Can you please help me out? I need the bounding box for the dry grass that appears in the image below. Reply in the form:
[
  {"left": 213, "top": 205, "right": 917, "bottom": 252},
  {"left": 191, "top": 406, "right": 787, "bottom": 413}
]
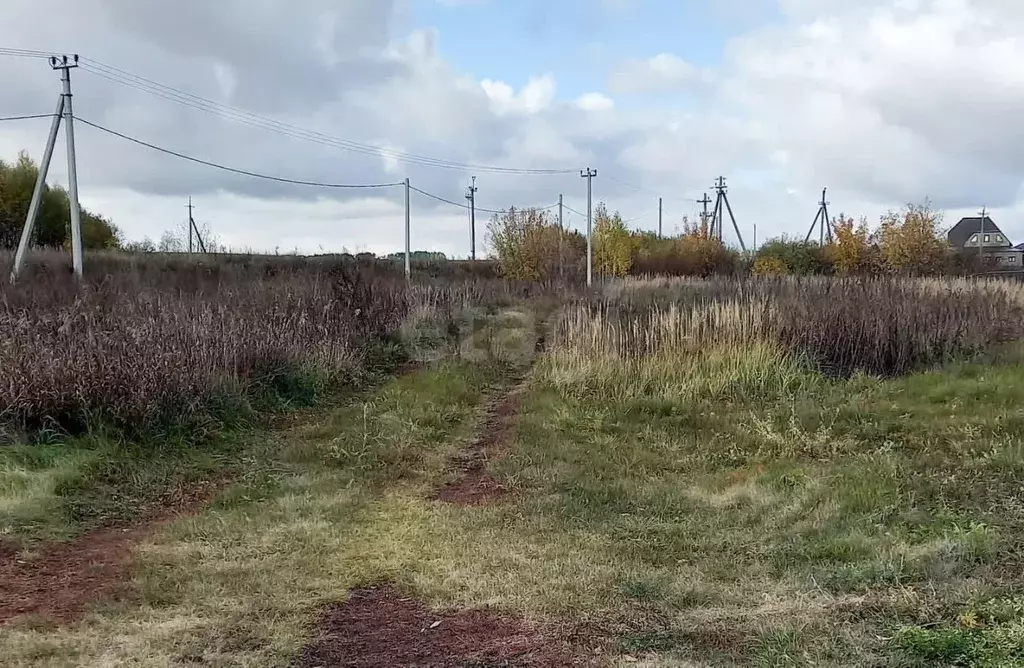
[
  {"left": 555, "top": 276, "right": 1024, "bottom": 378},
  {"left": 5, "top": 276, "right": 1024, "bottom": 666}
]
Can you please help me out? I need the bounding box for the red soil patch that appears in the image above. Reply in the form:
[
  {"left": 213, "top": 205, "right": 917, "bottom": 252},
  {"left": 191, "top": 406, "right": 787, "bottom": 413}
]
[
  {"left": 296, "top": 585, "right": 598, "bottom": 667},
  {"left": 0, "top": 478, "right": 223, "bottom": 626}
]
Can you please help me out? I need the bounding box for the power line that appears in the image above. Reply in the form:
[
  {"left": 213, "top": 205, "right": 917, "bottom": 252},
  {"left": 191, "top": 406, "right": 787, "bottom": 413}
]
[
  {"left": 0, "top": 47, "right": 53, "bottom": 59},
  {"left": 409, "top": 184, "right": 556, "bottom": 214},
  {"left": 621, "top": 210, "right": 655, "bottom": 224},
  {"left": 77, "top": 56, "right": 577, "bottom": 175},
  {"left": 77, "top": 117, "right": 405, "bottom": 189},
  {"left": 0, "top": 113, "right": 56, "bottom": 122}
]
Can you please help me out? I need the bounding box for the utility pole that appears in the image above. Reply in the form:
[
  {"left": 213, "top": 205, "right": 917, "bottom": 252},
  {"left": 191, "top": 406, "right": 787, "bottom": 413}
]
[
  {"left": 658, "top": 197, "right": 663, "bottom": 239},
  {"left": 558, "top": 193, "right": 564, "bottom": 282},
  {"left": 581, "top": 167, "right": 597, "bottom": 287},
  {"left": 711, "top": 176, "right": 747, "bottom": 252},
  {"left": 187, "top": 197, "right": 194, "bottom": 254},
  {"left": 753, "top": 223, "right": 757, "bottom": 252},
  {"left": 11, "top": 95, "right": 64, "bottom": 282},
  {"left": 979, "top": 205, "right": 987, "bottom": 269},
  {"left": 404, "top": 177, "right": 411, "bottom": 281},
  {"left": 698, "top": 193, "right": 712, "bottom": 233},
  {"left": 185, "top": 197, "right": 207, "bottom": 253},
  {"left": 805, "top": 187, "right": 832, "bottom": 245},
  {"left": 11, "top": 54, "right": 83, "bottom": 281},
  {"left": 465, "top": 175, "right": 477, "bottom": 260},
  {"left": 58, "top": 55, "right": 84, "bottom": 277}
]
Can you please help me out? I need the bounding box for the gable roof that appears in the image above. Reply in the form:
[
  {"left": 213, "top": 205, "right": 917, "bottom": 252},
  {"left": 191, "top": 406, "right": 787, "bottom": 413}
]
[{"left": 948, "top": 216, "right": 1010, "bottom": 248}]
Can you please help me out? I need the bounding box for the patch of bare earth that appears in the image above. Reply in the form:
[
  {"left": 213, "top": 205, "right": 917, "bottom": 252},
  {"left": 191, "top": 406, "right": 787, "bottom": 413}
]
[
  {"left": 435, "top": 329, "right": 546, "bottom": 507},
  {"left": 296, "top": 585, "right": 600, "bottom": 668},
  {"left": 0, "top": 478, "right": 223, "bottom": 625}
]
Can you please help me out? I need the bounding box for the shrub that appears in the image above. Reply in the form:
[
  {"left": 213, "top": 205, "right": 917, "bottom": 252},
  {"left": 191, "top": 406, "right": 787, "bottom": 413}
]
[
  {"left": 0, "top": 252, "right": 413, "bottom": 438},
  {"left": 550, "top": 276, "right": 1024, "bottom": 378}
]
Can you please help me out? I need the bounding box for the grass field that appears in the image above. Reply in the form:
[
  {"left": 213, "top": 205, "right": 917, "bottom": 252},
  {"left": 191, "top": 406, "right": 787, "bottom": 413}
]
[{"left": 3, "top": 272, "right": 1024, "bottom": 666}]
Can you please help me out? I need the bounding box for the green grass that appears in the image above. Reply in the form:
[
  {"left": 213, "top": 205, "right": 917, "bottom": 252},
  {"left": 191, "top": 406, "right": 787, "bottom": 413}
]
[
  {"left": 4, "top": 307, "right": 1024, "bottom": 666},
  {"left": 0, "top": 307, "right": 541, "bottom": 665},
  {"left": 490, "top": 343, "right": 1024, "bottom": 665}
]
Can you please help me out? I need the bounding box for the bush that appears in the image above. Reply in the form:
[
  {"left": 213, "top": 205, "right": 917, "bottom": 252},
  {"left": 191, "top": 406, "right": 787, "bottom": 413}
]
[
  {"left": 0, "top": 251, "right": 413, "bottom": 438},
  {"left": 551, "top": 276, "right": 1024, "bottom": 378}
]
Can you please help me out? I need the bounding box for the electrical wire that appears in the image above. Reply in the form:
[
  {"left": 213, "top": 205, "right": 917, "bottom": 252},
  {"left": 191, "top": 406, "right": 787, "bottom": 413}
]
[
  {"left": 621, "top": 210, "right": 655, "bottom": 224},
  {"left": 0, "top": 113, "right": 56, "bottom": 122},
  {"left": 409, "top": 185, "right": 556, "bottom": 214},
  {"left": 77, "top": 117, "right": 405, "bottom": 189},
  {"left": 0, "top": 47, "right": 54, "bottom": 59},
  {"left": 77, "top": 57, "right": 578, "bottom": 175}
]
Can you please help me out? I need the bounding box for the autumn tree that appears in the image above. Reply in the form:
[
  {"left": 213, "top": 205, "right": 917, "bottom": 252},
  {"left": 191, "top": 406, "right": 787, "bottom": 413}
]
[
  {"left": 593, "top": 202, "right": 634, "bottom": 277},
  {"left": 752, "top": 255, "right": 790, "bottom": 276},
  {"left": 824, "top": 214, "right": 875, "bottom": 274},
  {"left": 486, "top": 206, "right": 581, "bottom": 280},
  {"left": 875, "top": 202, "right": 950, "bottom": 274}
]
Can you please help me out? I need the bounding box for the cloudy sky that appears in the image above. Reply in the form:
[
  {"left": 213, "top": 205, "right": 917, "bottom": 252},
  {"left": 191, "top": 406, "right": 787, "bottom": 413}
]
[{"left": 1, "top": 0, "right": 1023, "bottom": 256}]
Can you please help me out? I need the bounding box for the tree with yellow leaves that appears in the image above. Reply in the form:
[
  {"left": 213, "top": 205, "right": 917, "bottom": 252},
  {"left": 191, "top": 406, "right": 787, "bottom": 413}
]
[
  {"left": 752, "top": 254, "right": 790, "bottom": 276},
  {"left": 486, "top": 207, "right": 582, "bottom": 280},
  {"left": 593, "top": 202, "right": 634, "bottom": 277},
  {"left": 824, "top": 214, "right": 874, "bottom": 274},
  {"left": 875, "top": 202, "right": 950, "bottom": 274}
]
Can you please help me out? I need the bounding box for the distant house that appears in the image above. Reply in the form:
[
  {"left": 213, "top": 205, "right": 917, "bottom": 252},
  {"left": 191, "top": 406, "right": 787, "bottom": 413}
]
[{"left": 947, "top": 215, "right": 1022, "bottom": 267}]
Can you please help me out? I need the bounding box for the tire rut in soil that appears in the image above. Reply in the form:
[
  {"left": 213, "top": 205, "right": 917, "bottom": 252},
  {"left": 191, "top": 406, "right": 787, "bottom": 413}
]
[{"left": 434, "top": 315, "right": 548, "bottom": 507}]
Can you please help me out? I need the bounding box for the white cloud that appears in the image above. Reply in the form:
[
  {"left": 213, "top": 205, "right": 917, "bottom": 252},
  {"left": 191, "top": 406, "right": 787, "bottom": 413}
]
[
  {"left": 575, "top": 92, "right": 614, "bottom": 112},
  {"left": 480, "top": 75, "right": 557, "bottom": 115},
  {"left": 4, "top": 0, "right": 1024, "bottom": 257},
  {"left": 608, "top": 53, "right": 700, "bottom": 94}
]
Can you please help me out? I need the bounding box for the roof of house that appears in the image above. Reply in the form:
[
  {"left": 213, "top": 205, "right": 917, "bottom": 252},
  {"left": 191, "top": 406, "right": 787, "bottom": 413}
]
[{"left": 948, "top": 216, "right": 1011, "bottom": 248}]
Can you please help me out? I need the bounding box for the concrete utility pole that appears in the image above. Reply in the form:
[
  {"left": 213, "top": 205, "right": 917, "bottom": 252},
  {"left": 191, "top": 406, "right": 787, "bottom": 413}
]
[
  {"left": 581, "top": 167, "right": 597, "bottom": 287},
  {"left": 11, "top": 54, "right": 83, "bottom": 282},
  {"left": 11, "top": 95, "right": 64, "bottom": 282},
  {"left": 658, "top": 197, "right": 663, "bottom": 239},
  {"left": 698, "top": 193, "right": 712, "bottom": 232},
  {"left": 404, "top": 177, "right": 411, "bottom": 280},
  {"left": 465, "top": 175, "right": 477, "bottom": 261},
  {"left": 805, "top": 187, "right": 832, "bottom": 245},
  {"left": 558, "top": 193, "right": 564, "bottom": 281},
  {"left": 186, "top": 197, "right": 207, "bottom": 253},
  {"left": 711, "top": 176, "right": 747, "bottom": 252},
  {"left": 187, "top": 197, "right": 195, "bottom": 254},
  {"left": 58, "top": 55, "right": 83, "bottom": 277}
]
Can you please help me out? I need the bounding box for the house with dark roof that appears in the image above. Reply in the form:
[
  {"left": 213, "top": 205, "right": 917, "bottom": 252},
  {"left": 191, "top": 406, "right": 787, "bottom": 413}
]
[{"left": 947, "top": 215, "right": 1022, "bottom": 267}]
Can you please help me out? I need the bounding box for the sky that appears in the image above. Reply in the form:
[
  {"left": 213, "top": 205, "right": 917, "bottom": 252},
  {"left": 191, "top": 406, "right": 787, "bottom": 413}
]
[{"left": 2, "top": 0, "right": 1024, "bottom": 257}]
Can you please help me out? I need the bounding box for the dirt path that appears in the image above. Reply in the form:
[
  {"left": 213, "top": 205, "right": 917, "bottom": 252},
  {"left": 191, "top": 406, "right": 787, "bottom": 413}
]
[
  {"left": 434, "top": 320, "right": 546, "bottom": 506},
  {"left": 0, "top": 477, "right": 223, "bottom": 625},
  {"left": 296, "top": 585, "right": 598, "bottom": 667}
]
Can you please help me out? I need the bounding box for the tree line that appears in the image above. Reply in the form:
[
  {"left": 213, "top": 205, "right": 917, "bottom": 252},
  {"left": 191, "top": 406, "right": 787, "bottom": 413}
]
[
  {"left": 0, "top": 152, "right": 120, "bottom": 252},
  {"left": 486, "top": 200, "right": 989, "bottom": 280}
]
